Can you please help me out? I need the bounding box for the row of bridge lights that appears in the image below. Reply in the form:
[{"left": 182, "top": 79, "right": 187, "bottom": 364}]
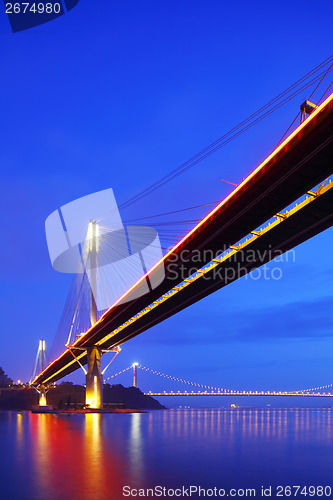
[
  {"left": 148, "top": 390, "right": 332, "bottom": 396},
  {"left": 138, "top": 366, "right": 325, "bottom": 395},
  {"left": 100, "top": 363, "right": 333, "bottom": 397},
  {"left": 139, "top": 365, "right": 222, "bottom": 391},
  {"left": 105, "top": 365, "right": 332, "bottom": 396}
]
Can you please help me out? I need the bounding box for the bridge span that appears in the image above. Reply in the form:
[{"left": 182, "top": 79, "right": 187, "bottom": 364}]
[
  {"left": 146, "top": 391, "right": 333, "bottom": 398},
  {"left": 104, "top": 364, "right": 333, "bottom": 400},
  {"left": 31, "top": 91, "right": 333, "bottom": 408}
]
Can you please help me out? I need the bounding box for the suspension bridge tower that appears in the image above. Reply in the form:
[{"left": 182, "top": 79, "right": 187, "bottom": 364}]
[
  {"left": 38, "top": 339, "right": 47, "bottom": 406},
  {"left": 30, "top": 339, "right": 49, "bottom": 408},
  {"left": 85, "top": 220, "right": 104, "bottom": 409},
  {"left": 132, "top": 362, "right": 138, "bottom": 387}
]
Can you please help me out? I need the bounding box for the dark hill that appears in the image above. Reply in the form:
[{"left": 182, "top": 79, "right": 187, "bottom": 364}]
[
  {"left": 104, "top": 384, "right": 166, "bottom": 409},
  {"left": 0, "top": 382, "right": 166, "bottom": 410},
  {"left": 0, "top": 387, "right": 36, "bottom": 410},
  {"left": 0, "top": 367, "right": 13, "bottom": 387}
]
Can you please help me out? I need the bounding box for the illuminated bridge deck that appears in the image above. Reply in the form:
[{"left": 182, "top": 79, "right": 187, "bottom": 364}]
[{"left": 146, "top": 391, "right": 333, "bottom": 398}]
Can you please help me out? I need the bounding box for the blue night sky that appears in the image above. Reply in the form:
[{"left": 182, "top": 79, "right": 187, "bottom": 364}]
[{"left": 1, "top": 0, "right": 333, "bottom": 400}]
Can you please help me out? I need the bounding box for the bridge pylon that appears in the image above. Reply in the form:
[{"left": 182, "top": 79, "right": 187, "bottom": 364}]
[
  {"left": 39, "top": 384, "right": 47, "bottom": 406},
  {"left": 132, "top": 362, "right": 138, "bottom": 387},
  {"left": 85, "top": 346, "right": 103, "bottom": 408},
  {"left": 37, "top": 339, "right": 50, "bottom": 407},
  {"left": 85, "top": 221, "right": 103, "bottom": 409},
  {"left": 30, "top": 339, "right": 51, "bottom": 408},
  {"left": 64, "top": 221, "right": 120, "bottom": 409}
]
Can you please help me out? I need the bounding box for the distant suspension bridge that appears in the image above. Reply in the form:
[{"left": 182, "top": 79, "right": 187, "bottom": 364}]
[{"left": 104, "top": 364, "right": 333, "bottom": 398}]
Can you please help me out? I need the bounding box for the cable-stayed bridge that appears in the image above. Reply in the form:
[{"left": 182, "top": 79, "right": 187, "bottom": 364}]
[{"left": 31, "top": 88, "right": 333, "bottom": 409}]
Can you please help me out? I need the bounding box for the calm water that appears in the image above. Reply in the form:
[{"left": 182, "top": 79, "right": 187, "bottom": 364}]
[{"left": 1, "top": 409, "right": 333, "bottom": 499}]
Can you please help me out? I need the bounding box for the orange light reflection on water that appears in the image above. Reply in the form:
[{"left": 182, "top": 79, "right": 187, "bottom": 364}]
[{"left": 28, "top": 413, "right": 127, "bottom": 500}]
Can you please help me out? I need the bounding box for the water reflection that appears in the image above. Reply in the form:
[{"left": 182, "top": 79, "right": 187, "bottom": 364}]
[
  {"left": 83, "top": 414, "right": 104, "bottom": 496},
  {"left": 129, "top": 413, "right": 144, "bottom": 483},
  {"left": 4, "top": 408, "right": 333, "bottom": 499},
  {"left": 144, "top": 408, "right": 333, "bottom": 444},
  {"left": 16, "top": 413, "right": 23, "bottom": 443},
  {"left": 26, "top": 413, "right": 127, "bottom": 500}
]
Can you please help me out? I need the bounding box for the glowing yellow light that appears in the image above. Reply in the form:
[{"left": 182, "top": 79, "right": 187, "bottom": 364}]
[
  {"left": 132, "top": 362, "right": 139, "bottom": 367},
  {"left": 94, "top": 375, "right": 97, "bottom": 408},
  {"left": 39, "top": 340, "right": 46, "bottom": 351},
  {"left": 39, "top": 393, "right": 47, "bottom": 407}
]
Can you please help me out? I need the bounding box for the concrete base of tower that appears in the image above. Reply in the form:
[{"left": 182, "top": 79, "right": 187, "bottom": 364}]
[{"left": 85, "top": 346, "right": 103, "bottom": 409}]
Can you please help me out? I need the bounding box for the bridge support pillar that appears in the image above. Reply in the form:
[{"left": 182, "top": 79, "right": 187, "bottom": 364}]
[
  {"left": 39, "top": 385, "right": 47, "bottom": 406},
  {"left": 85, "top": 346, "right": 103, "bottom": 409}
]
